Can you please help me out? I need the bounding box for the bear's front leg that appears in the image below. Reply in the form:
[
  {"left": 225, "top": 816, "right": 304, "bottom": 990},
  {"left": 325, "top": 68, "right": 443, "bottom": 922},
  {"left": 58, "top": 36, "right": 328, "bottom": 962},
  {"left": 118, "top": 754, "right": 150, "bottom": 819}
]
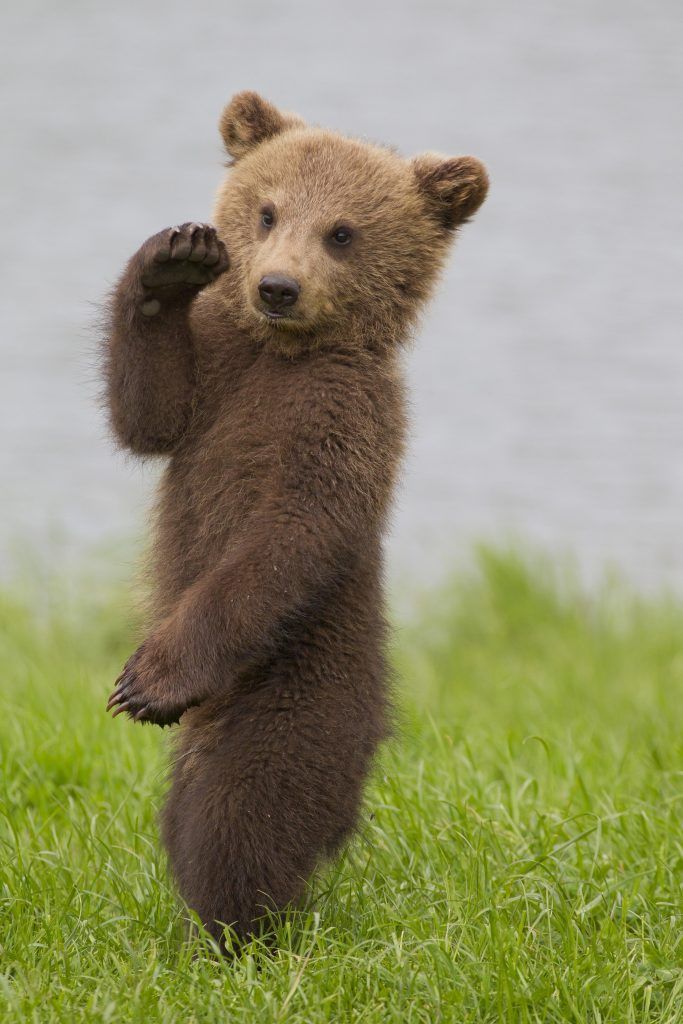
[{"left": 104, "top": 223, "right": 229, "bottom": 457}]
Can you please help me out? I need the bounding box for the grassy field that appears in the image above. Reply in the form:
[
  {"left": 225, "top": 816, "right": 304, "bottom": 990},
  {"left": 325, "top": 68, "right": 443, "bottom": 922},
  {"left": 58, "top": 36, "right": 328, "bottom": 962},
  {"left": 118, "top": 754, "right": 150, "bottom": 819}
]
[{"left": 1, "top": 547, "right": 682, "bottom": 1023}]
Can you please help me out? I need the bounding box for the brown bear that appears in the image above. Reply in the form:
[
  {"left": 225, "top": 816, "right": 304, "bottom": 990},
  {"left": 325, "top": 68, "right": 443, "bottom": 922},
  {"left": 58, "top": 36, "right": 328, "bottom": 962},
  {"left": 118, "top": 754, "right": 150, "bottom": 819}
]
[{"left": 103, "top": 91, "right": 488, "bottom": 947}]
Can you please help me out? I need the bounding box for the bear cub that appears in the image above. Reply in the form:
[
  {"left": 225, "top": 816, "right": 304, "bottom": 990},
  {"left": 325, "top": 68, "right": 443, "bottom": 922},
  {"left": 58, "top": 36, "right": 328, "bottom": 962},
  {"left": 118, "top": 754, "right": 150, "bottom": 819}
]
[{"left": 103, "top": 91, "right": 488, "bottom": 947}]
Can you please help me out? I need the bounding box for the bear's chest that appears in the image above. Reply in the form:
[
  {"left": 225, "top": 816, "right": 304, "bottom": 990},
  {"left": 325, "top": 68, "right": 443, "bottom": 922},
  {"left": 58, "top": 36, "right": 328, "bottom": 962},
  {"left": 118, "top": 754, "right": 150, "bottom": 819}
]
[{"left": 164, "top": 355, "right": 297, "bottom": 540}]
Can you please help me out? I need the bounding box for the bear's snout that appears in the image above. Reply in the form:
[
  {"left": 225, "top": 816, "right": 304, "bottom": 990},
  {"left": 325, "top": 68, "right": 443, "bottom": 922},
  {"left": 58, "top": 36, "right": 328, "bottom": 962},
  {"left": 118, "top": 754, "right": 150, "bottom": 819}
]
[{"left": 258, "top": 274, "right": 300, "bottom": 314}]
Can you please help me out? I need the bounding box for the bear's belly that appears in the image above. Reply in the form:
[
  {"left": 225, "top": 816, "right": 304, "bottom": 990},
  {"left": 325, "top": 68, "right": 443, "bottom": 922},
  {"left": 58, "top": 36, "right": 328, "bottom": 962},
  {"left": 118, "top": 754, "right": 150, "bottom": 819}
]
[{"left": 148, "top": 407, "right": 281, "bottom": 618}]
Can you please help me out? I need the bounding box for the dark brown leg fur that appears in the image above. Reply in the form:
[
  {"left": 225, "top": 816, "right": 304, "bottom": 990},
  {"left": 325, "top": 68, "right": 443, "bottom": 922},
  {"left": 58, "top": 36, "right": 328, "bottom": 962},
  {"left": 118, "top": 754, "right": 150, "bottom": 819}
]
[{"left": 161, "top": 597, "right": 389, "bottom": 945}]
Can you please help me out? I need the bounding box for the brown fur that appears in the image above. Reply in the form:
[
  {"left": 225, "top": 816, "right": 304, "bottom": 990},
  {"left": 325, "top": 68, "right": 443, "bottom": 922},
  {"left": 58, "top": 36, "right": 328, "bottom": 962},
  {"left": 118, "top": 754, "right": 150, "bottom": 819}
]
[{"left": 102, "top": 92, "right": 488, "bottom": 947}]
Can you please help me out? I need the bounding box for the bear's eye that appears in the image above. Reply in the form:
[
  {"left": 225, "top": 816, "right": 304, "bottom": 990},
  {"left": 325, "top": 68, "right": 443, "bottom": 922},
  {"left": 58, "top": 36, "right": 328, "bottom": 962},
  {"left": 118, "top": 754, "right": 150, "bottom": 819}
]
[
  {"left": 261, "top": 207, "right": 275, "bottom": 229},
  {"left": 331, "top": 226, "right": 352, "bottom": 246}
]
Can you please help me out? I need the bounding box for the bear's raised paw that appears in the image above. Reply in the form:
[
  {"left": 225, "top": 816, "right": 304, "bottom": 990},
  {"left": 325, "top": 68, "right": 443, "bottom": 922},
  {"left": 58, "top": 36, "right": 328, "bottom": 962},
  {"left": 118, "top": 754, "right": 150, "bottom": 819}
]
[{"left": 135, "top": 223, "right": 229, "bottom": 310}]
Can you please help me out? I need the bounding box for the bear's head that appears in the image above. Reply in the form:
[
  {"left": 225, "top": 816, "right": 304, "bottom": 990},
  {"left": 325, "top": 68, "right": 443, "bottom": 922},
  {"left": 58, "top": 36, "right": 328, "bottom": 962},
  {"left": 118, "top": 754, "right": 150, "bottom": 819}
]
[{"left": 213, "top": 91, "right": 488, "bottom": 350}]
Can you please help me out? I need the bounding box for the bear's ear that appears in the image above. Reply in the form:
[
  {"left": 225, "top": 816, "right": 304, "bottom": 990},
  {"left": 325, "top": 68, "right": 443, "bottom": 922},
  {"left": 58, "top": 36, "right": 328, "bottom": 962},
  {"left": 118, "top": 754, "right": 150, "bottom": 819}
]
[
  {"left": 412, "top": 154, "right": 489, "bottom": 230},
  {"left": 220, "top": 91, "right": 305, "bottom": 161}
]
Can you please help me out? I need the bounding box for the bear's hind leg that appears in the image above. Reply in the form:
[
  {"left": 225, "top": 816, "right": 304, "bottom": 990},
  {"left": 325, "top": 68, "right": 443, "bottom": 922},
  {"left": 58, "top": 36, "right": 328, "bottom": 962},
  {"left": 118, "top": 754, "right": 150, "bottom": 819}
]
[
  {"left": 161, "top": 624, "right": 386, "bottom": 949},
  {"left": 161, "top": 704, "right": 358, "bottom": 946}
]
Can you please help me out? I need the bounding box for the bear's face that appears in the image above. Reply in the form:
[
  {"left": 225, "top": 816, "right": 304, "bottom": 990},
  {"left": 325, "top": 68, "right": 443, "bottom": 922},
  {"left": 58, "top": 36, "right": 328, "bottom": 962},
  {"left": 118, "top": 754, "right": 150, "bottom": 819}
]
[{"left": 213, "top": 93, "right": 488, "bottom": 349}]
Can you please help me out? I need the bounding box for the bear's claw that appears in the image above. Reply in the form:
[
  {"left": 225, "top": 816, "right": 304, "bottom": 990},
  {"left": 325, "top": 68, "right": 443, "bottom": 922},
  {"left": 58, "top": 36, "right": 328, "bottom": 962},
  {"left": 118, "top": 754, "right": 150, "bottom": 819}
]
[
  {"left": 138, "top": 222, "right": 229, "bottom": 296},
  {"left": 106, "top": 640, "right": 193, "bottom": 728}
]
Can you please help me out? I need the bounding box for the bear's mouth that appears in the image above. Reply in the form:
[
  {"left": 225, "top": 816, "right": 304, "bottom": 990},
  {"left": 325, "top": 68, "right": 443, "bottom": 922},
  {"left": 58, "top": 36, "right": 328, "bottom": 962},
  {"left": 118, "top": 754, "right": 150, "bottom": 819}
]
[{"left": 259, "top": 307, "right": 303, "bottom": 330}]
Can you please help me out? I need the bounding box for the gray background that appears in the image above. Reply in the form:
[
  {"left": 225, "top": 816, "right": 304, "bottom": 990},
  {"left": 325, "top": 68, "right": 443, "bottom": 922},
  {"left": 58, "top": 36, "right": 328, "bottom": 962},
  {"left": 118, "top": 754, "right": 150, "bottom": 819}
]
[{"left": 1, "top": 0, "right": 682, "bottom": 591}]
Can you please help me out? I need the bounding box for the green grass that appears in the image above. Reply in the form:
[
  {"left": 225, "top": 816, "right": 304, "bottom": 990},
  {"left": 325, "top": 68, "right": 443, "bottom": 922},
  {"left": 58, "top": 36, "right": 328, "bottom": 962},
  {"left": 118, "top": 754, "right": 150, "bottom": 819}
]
[{"left": 1, "top": 547, "right": 682, "bottom": 1022}]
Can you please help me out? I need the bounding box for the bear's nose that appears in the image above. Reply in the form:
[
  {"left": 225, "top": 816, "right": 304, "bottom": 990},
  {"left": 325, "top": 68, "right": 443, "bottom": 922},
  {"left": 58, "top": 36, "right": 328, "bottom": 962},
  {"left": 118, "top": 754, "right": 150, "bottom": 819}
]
[{"left": 258, "top": 274, "right": 300, "bottom": 310}]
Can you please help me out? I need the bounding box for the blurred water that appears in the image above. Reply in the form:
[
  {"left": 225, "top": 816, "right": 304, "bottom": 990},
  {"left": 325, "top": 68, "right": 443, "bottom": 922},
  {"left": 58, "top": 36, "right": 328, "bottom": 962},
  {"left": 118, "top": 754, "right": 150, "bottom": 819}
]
[{"left": 1, "top": 0, "right": 682, "bottom": 590}]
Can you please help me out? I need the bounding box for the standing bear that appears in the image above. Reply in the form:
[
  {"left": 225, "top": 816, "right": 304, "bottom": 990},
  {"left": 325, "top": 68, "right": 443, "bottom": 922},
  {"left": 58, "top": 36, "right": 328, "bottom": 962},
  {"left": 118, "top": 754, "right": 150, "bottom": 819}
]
[{"left": 104, "top": 91, "right": 488, "bottom": 947}]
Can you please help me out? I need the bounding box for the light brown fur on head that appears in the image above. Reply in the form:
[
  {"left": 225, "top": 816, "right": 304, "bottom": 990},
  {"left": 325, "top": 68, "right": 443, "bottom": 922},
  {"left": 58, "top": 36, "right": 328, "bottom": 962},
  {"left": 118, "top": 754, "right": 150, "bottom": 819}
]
[{"left": 213, "top": 92, "right": 488, "bottom": 352}]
